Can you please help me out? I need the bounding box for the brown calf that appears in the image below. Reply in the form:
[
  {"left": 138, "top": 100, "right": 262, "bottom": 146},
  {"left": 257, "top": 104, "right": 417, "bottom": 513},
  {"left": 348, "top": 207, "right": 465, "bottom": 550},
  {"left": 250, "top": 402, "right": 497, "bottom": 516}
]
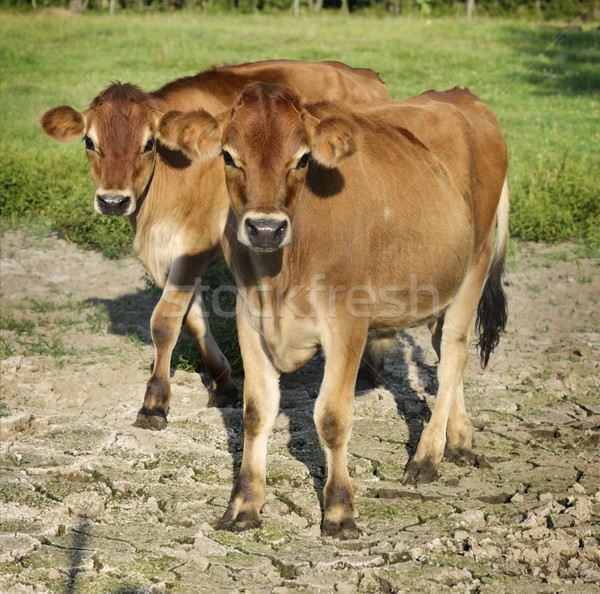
[
  {"left": 40, "top": 61, "right": 389, "bottom": 430},
  {"left": 161, "top": 83, "right": 509, "bottom": 538}
]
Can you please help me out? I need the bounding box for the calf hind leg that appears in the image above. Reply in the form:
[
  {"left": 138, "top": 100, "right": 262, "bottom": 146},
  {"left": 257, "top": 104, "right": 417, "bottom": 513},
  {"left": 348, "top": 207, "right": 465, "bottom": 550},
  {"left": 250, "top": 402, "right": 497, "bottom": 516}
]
[
  {"left": 403, "top": 258, "right": 490, "bottom": 484},
  {"left": 358, "top": 331, "right": 396, "bottom": 385},
  {"left": 429, "top": 317, "right": 475, "bottom": 464},
  {"left": 183, "top": 291, "right": 239, "bottom": 408}
]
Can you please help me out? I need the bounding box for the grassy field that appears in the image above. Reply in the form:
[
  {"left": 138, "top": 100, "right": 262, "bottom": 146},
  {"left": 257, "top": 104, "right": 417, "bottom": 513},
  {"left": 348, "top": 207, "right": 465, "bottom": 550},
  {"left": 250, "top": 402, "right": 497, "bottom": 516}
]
[{"left": 1, "top": 11, "right": 599, "bottom": 250}]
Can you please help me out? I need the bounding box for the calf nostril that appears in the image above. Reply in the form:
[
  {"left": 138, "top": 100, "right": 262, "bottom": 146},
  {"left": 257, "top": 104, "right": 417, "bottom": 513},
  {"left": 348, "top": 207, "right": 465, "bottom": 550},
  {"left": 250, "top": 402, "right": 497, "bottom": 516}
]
[
  {"left": 246, "top": 219, "right": 259, "bottom": 238},
  {"left": 275, "top": 220, "right": 288, "bottom": 240}
]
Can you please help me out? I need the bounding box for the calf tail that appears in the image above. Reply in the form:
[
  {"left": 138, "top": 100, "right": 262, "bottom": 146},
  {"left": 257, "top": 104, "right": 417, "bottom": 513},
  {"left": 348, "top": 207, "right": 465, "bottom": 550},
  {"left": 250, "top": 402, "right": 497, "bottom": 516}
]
[{"left": 475, "top": 179, "right": 509, "bottom": 368}]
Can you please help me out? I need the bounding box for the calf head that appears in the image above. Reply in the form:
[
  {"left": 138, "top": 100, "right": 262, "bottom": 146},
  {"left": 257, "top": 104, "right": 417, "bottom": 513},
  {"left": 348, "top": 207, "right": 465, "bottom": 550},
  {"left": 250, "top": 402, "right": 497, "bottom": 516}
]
[
  {"left": 41, "top": 83, "right": 160, "bottom": 217},
  {"left": 158, "top": 83, "right": 362, "bottom": 252}
]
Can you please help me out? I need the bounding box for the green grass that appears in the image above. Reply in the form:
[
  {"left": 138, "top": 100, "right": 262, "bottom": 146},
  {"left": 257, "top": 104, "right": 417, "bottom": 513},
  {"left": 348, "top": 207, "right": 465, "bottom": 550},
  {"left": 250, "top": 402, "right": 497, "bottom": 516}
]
[{"left": 1, "top": 11, "right": 598, "bottom": 251}]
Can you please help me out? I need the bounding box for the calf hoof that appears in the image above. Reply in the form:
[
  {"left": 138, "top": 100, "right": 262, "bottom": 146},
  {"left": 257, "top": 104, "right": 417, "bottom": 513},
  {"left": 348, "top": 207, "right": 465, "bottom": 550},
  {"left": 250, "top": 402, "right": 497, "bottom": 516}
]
[
  {"left": 321, "top": 518, "right": 360, "bottom": 540},
  {"left": 402, "top": 458, "right": 439, "bottom": 485},
  {"left": 216, "top": 510, "right": 261, "bottom": 532},
  {"left": 444, "top": 445, "right": 477, "bottom": 466},
  {"left": 207, "top": 385, "right": 240, "bottom": 408},
  {"left": 133, "top": 408, "right": 168, "bottom": 431}
]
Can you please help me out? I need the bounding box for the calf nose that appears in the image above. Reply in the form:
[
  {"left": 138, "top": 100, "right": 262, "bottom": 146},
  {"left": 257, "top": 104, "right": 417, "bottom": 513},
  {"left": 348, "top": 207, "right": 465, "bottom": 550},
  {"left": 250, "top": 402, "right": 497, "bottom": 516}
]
[
  {"left": 96, "top": 194, "right": 131, "bottom": 216},
  {"left": 245, "top": 217, "right": 289, "bottom": 251}
]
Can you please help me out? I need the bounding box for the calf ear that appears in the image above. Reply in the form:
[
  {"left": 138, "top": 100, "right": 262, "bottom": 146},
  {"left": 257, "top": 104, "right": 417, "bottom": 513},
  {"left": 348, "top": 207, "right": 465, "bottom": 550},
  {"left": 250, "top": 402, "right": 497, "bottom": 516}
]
[
  {"left": 311, "top": 116, "right": 362, "bottom": 168},
  {"left": 158, "top": 110, "right": 222, "bottom": 162},
  {"left": 41, "top": 106, "right": 85, "bottom": 142}
]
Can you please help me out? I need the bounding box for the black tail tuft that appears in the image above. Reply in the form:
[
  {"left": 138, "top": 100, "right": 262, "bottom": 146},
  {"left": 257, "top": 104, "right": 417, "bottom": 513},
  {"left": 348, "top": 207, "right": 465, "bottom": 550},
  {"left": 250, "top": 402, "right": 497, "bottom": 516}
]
[{"left": 475, "top": 257, "right": 508, "bottom": 368}]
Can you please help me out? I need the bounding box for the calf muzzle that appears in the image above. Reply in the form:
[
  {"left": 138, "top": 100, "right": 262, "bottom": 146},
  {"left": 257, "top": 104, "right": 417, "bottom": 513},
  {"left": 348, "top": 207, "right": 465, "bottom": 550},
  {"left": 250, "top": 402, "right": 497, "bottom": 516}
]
[
  {"left": 244, "top": 216, "right": 290, "bottom": 252},
  {"left": 95, "top": 194, "right": 132, "bottom": 216}
]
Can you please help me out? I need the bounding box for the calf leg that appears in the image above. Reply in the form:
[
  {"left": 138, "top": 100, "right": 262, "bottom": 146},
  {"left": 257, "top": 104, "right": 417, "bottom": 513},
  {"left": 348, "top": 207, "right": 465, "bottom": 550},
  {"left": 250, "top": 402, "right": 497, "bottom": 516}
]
[
  {"left": 217, "top": 302, "right": 280, "bottom": 532},
  {"left": 134, "top": 286, "right": 193, "bottom": 430},
  {"left": 444, "top": 379, "right": 475, "bottom": 463},
  {"left": 358, "top": 331, "right": 396, "bottom": 384},
  {"left": 316, "top": 324, "right": 368, "bottom": 539},
  {"left": 135, "top": 277, "right": 238, "bottom": 430},
  {"left": 182, "top": 290, "right": 238, "bottom": 408},
  {"left": 429, "top": 317, "right": 473, "bottom": 462},
  {"left": 403, "top": 255, "right": 490, "bottom": 484}
]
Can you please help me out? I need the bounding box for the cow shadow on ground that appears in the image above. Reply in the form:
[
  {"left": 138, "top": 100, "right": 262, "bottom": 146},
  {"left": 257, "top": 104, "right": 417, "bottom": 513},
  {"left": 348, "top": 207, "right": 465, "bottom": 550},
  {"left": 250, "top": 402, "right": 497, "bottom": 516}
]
[{"left": 85, "top": 289, "right": 156, "bottom": 346}]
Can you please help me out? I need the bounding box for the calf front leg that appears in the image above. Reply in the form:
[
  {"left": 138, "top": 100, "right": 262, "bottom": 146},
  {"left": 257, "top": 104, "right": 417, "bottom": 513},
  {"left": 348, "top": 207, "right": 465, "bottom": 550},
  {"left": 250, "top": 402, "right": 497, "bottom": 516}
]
[
  {"left": 217, "top": 304, "right": 280, "bottom": 531},
  {"left": 134, "top": 286, "right": 192, "bottom": 430},
  {"left": 316, "top": 324, "right": 367, "bottom": 539}
]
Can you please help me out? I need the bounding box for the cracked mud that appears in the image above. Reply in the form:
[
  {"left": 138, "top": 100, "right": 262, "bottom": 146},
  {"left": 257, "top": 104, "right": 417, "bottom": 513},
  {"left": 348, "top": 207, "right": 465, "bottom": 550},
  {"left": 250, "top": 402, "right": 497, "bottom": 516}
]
[{"left": 1, "top": 229, "right": 599, "bottom": 592}]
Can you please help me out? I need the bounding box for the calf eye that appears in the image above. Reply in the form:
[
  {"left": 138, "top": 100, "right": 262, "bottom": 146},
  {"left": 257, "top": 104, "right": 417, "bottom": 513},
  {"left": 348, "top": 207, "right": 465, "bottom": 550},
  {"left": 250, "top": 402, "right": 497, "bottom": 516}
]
[
  {"left": 84, "top": 136, "right": 95, "bottom": 151},
  {"left": 143, "top": 138, "right": 155, "bottom": 153},
  {"left": 221, "top": 150, "right": 236, "bottom": 168},
  {"left": 296, "top": 152, "right": 310, "bottom": 170}
]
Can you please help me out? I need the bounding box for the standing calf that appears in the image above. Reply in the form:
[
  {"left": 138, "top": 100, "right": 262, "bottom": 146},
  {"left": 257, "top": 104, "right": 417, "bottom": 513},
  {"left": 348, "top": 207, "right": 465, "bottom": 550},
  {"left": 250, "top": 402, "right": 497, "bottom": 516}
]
[
  {"left": 159, "top": 83, "right": 509, "bottom": 538},
  {"left": 41, "top": 61, "right": 389, "bottom": 430}
]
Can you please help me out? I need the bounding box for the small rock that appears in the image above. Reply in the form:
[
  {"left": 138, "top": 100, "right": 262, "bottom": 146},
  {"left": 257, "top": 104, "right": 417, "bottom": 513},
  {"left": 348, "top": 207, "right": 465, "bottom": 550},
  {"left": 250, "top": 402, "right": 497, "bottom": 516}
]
[
  {"left": 582, "top": 537, "right": 600, "bottom": 564},
  {"left": 47, "top": 568, "right": 62, "bottom": 581},
  {"left": 511, "top": 492, "right": 524, "bottom": 504},
  {"left": 431, "top": 566, "right": 474, "bottom": 586},
  {"left": 290, "top": 511, "right": 308, "bottom": 529},
  {"left": 218, "top": 468, "right": 232, "bottom": 479},
  {"left": 565, "top": 497, "right": 592, "bottom": 523},
  {"left": 455, "top": 509, "right": 486, "bottom": 531},
  {"left": 355, "top": 463, "right": 368, "bottom": 475}
]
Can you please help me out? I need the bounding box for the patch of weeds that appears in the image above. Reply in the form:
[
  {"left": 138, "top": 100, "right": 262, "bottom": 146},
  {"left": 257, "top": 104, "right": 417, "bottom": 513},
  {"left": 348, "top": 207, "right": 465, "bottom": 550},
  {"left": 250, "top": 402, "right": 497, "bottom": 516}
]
[
  {"left": 22, "top": 333, "right": 69, "bottom": 362},
  {"left": 126, "top": 332, "right": 145, "bottom": 351},
  {"left": 27, "top": 298, "right": 59, "bottom": 314},
  {"left": 549, "top": 251, "right": 570, "bottom": 263},
  {"left": 1, "top": 338, "right": 15, "bottom": 358},
  {"left": 52, "top": 316, "right": 79, "bottom": 330},
  {"left": 0, "top": 401, "right": 9, "bottom": 417},
  {"left": 174, "top": 353, "right": 196, "bottom": 372},
  {"left": 86, "top": 303, "right": 111, "bottom": 333},
  {"left": 0, "top": 311, "right": 35, "bottom": 335},
  {"left": 45, "top": 282, "right": 63, "bottom": 296}
]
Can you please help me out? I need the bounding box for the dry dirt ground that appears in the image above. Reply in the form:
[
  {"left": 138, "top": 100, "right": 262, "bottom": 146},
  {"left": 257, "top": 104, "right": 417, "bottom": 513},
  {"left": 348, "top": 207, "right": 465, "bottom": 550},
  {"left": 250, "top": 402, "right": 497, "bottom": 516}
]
[{"left": 1, "top": 227, "right": 599, "bottom": 593}]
